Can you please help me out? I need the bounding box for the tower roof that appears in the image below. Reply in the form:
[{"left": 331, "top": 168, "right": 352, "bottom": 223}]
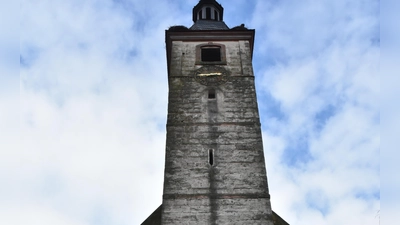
[
  {"left": 192, "top": 0, "right": 224, "bottom": 22},
  {"left": 190, "top": 20, "right": 229, "bottom": 30},
  {"left": 191, "top": 0, "right": 228, "bottom": 30}
]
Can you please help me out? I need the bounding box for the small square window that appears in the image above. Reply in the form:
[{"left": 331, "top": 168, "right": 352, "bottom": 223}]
[
  {"left": 201, "top": 47, "right": 221, "bottom": 62},
  {"left": 208, "top": 89, "right": 216, "bottom": 99}
]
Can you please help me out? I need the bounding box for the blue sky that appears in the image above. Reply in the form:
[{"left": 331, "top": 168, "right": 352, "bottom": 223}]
[{"left": 1, "top": 0, "right": 381, "bottom": 224}]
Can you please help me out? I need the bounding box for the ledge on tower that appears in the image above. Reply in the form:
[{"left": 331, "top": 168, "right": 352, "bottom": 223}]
[{"left": 141, "top": 204, "right": 290, "bottom": 225}]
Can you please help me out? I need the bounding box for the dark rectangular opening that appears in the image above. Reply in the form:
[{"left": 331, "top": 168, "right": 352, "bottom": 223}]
[
  {"left": 208, "top": 89, "right": 215, "bottom": 99},
  {"left": 209, "top": 149, "right": 214, "bottom": 166},
  {"left": 201, "top": 47, "right": 221, "bottom": 62},
  {"left": 206, "top": 7, "right": 211, "bottom": 19}
]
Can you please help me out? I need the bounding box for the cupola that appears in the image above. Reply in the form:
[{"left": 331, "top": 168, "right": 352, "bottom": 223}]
[{"left": 192, "top": 0, "right": 224, "bottom": 22}]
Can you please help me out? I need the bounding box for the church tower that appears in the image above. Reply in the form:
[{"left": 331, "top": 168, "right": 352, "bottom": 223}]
[{"left": 142, "top": 0, "right": 289, "bottom": 224}]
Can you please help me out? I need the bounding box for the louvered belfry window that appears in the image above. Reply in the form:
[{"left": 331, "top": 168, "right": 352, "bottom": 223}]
[{"left": 201, "top": 46, "right": 221, "bottom": 62}]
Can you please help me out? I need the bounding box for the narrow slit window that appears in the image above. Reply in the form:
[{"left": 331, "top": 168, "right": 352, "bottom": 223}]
[
  {"left": 201, "top": 47, "right": 221, "bottom": 62},
  {"left": 214, "top": 11, "right": 218, "bottom": 21},
  {"left": 208, "top": 89, "right": 215, "bottom": 99},
  {"left": 208, "top": 149, "right": 214, "bottom": 166},
  {"left": 199, "top": 10, "right": 202, "bottom": 19}
]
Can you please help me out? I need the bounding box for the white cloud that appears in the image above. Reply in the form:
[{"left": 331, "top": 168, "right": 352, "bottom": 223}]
[
  {"left": 253, "top": 0, "right": 379, "bottom": 224},
  {"left": 16, "top": 0, "right": 182, "bottom": 224}
]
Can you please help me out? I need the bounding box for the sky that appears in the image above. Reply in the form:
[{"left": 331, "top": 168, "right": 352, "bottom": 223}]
[
  {"left": 381, "top": 0, "right": 400, "bottom": 224},
  {"left": 1, "top": 0, "right": 381, "bottom": 224}
]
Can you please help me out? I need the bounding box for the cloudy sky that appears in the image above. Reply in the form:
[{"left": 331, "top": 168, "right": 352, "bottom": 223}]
[{"left": 5, "top": 0, "right": 381, "bottom": 224}]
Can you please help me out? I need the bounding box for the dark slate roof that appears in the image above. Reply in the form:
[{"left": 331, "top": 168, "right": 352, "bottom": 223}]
[
  {"left": 141, "top": 204, "right": 289, "bottom": 225},
  {"left": 198, "top": 0, "right": 220, "bottom": 4},
  {"left": 141, "top": 205, "right": 161, "bottom": 225},
  {"left": 272, "top": 211, "right": 290, "bottom": 225},
  {"left": 190, "top": 20, "right": 229, "bottom": 30}
]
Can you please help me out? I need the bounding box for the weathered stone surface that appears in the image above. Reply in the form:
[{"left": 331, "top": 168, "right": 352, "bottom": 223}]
[
  {"left": 160, "top": 30, "right": 276, "bottom": 224},
  {"left": 142, "top": 204, "right": 289, "bottom": 225},
  {"left": 162, "top": 198, "right": 273, "bottom": 225}
]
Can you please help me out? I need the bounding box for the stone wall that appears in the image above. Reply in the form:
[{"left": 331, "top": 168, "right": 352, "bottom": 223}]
[{"left": 161, "top": 38, "right": 274, "bottom": 225}]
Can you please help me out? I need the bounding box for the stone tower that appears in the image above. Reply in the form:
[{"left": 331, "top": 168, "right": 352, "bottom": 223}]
[{"left": 141, "top": 0, "right": 289, "bottom": 224}]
